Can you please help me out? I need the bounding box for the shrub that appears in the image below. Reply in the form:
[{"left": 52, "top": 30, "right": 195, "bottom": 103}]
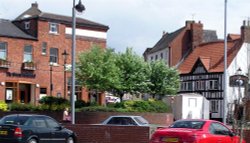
[
  {"left": 39, "top": 96, "right": 69, "bottom": 105},
  {"left": 9, "top": 103, "right": 36, "bottom": 111},
  {"left": 0, "top": 101, "right": 8, "bottom": 111},
  {"left": 75, "top": 100, "right": 89, "bottom": 108}
]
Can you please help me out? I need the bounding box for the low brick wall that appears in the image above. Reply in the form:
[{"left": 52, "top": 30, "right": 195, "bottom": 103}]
[
  {"left": 64, "top": 124, "right": 150, "bottom": 143},
  {"left": 244, "top": 130, "right": 250, "bottom": 143}
]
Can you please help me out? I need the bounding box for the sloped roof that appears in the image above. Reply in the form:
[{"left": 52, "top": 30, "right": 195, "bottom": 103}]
[
  {"left": 0, "top": 19, "right": 36, "bottom": 40},
  {"left": 203, "top": 30, "right": 218, "bottom": 43},
  {"left": 148, "top": 27, "right": 185, "bottom": 53},
  {"left": 227, "top": 34, "right": 241, "bottom": 40},
  {"left": 178, "top": 39, "right": 243, "bottom": 74},
  {"left": 15, "top": 3, "right": 109, "bottom": 31}
]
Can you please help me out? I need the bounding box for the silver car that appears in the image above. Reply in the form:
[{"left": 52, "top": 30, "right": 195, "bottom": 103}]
[{"left": 101, "top": 115, "right": 149, "bottom": 126}]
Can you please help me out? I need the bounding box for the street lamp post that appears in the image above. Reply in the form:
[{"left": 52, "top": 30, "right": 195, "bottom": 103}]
[
  {"left": 71, "top": 0, "right": 85, "bottom": 124},
  {"left": 62, "top": 50, "right": 69, "bottom": 99},
  {"left": 49, "top": 62, "right": 53, "bottom": 96}
]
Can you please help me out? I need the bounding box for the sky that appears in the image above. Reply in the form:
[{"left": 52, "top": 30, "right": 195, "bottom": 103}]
[{"left": 0, "top": 0, "right": 249, "bottom": 56}]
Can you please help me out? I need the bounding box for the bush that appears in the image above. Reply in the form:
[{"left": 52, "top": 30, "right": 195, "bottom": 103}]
[
  {"left": 75, "top": 100, "right": 89, "bottom": 108},
  {"left": 0, "top": 101, "right": 8, "bottom": 111},
  {"left": 39, "top": 96, "right": 69, "bottom": 105},
  {"left": 78, "top": 100, "right": 170, "bottom": 113},
  {"left": 9, "top": 103, "right": 36, "bottom": 111}
]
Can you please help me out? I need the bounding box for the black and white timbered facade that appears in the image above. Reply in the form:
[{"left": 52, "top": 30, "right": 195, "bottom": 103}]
[{"left": 179, "top": 60, "right": 224, "bottom": 121}]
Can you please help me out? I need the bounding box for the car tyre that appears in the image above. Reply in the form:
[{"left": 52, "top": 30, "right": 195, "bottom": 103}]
[
  {"left": 28, "top": 138, "right": 38, "bottom": 143},
  {"left": 67, "top": 137, "right": 74, "bottom": 143}
]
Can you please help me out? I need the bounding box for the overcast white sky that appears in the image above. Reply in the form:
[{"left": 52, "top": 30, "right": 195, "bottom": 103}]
[{"left": 0, "top": 0, "right": 249, "bottom": 55}]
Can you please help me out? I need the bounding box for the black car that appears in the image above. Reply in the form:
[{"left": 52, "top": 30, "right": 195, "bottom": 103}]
[{"left": 0, "top": 114, "right": 77, "bottom": 143}]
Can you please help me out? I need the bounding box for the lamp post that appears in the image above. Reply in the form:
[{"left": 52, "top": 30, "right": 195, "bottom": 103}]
[
  {"left": 71, "top": 0, "right": 85, "bottom": 124},
  {"left": 49, "top": 62, "right": 53, "bottom": 96},
  {"left": 62, "top": 50, "right": 69, "bottom": 99}
]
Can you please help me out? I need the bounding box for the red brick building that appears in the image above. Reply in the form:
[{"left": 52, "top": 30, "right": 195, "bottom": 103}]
[{"left": 0, "top": 3, "right": 109, "bottom": 105}]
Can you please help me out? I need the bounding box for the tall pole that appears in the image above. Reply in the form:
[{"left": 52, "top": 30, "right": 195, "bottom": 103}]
[
  {"left": 64, "top": 61, "right": 67, "bottom": 99},
  {"left": 223, "top": 0, "right": 228, "bottom": 124},
  {"left": 50, "top": 63, "right": 53, "bottom": 96},
  {"left": 71, "top": 0, "right": 76, "bottom": 124}
]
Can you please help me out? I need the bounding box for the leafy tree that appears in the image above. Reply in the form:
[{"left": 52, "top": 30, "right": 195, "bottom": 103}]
[
  {"left": 114, "top": 48, "right": 151, "bottom": 99},
  {"left": 149, "top": 60, "right": 180, "bottom": 99},
  {"left": 76, "top": 46, "right": 120, "bottom": 93}
]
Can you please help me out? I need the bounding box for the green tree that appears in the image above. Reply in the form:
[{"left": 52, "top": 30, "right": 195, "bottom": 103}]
[
  {"left": 114, "top": 48, "right": 151, "bottom": 99},
  {"left": 76, "top": 46, "right": 120, "bottom": 93},
  {"left": 149, "top": 60, "right": 180, "bottom": 99}
]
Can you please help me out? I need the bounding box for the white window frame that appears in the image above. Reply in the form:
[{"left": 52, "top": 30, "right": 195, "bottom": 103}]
[
  {"left": 42, "top": 42, "right": 47, "bottom": 55},
  {"left": 23, "top": 45, "right": 33, "bottom": 62},
  {"left": 49, "top": 23, "right": 59, "bottom": 34},
  {"left": 0, "top": 42, "right": 7, "bottom": 60},
  {"left": 25, "top": 21, "right": 30, "bottom": 30},
  {"left": 50, "top": 48, "right": 58, "bottom": 64}
]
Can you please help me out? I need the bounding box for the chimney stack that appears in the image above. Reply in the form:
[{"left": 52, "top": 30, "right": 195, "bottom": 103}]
[
  {"left": 32, "top": 2, "right": 38, "bottom": 8},
  {"left": 241, "top": 20, "right": 250, "bottom": 43},
  {"left": 187, "top": 20, "right": 203, "bottom": 49}
]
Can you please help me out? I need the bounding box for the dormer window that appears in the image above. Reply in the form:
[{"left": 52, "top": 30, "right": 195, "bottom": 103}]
[
  {"left": 25, "top": 21, "right": 30, "bottom": 30},
  {"left": 49, "top": 23, "right": 59, "bottom": 34}
]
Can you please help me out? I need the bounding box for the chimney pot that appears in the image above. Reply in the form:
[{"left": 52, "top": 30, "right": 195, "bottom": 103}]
[{"left": 243, "top": 20, "right": 246, "bottom": 26}]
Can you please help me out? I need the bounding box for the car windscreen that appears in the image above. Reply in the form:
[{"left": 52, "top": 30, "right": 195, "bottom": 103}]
[
  {"left": 0, "top": 116, "right": 30, "bottom": 125},
  {"left": 134, "top": 117, "right": 148, "bottom": 125},
  {"left": 169, "top": 120, "right": 205, "bottom": 129}
]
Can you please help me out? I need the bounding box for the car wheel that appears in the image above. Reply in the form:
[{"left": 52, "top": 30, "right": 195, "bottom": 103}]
[
  {"left": 28, "top": 138, "right": 38, "bottom": 143},
  {"left": 67, "top": 137, "right": 74, "bottom": 143}
]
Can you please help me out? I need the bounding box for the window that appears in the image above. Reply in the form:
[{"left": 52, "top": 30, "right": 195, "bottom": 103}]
[
  {"left": 0, "top": 42, "right": 7, "bottom": 60},
  {"left": 45, "top": 117, "right": 59, "bottom": 128},
  {"left": 23, "top": 45, "right": 33, "bottom": 62},
  {"left": 40, "top": 88, "right": 47, "bottom": 94},
  {"left": 33, "top": 118, "right": 47, "bottom": 128},
  {"left": 160, "top": 53, "right": 163, "bottom": 59},
  {"left": 155, "top": 55, "right": 158, "bottom": 60},
  {"left": 25, "top": 21, "right": 30, "bottom": 30},
  {"left": 42, "top": 42, "right": 47, "bottom": 55},
  {"left": 151, "top": 56, "right": 153, "bottom": 61},
  {"left": 50, "top": 48, "right": 58, "bottom": 63},
  {"left": 188, "top": 98, "right": 197, "bottom": 107},
  {"left": 195, "top": 80, "right": 206, "bottom": 90},
  {"left": 49, "top": 23, "right": 59, "bottom": 34},
  {"left": 209, "top": 122, "right": 231, "bottom": 135},
  {"left": 208, "top": 80, "right": 218, "bottom": 90},
  {"left": 210, "top": 100, "right": 219, "bottom": 112}
]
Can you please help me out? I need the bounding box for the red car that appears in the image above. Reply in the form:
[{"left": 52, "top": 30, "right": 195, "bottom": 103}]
[{"left": 150, "top": 119, "right": 245, "bottom": 143}]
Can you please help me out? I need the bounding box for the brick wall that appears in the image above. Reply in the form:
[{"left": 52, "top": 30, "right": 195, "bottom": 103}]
[{"left": 64, "top": 124, "right": 150, "bottom": 143}]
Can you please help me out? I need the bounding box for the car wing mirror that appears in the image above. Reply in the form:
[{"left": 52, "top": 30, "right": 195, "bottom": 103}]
[{"left": 229, "top": 131, "right": 236, "bottom": 137}]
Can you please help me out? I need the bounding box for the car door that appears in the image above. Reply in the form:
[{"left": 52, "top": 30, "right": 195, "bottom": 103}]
[
  {"left": 32, "top": 117, "right": 52, "bottom": 143},
  {"left": 45, "top": 117, "right": 67, "bottom": 143},
  {"left": 208, "top": 122, "right": 234, "bottom": 143}
]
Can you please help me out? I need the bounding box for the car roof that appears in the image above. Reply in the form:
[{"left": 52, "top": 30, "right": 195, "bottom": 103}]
[
  {"left": 175, "top": 119, "right": 222, "bottom": 123},
  {"left": 108, "top": 115, "right": 143, "bottom": 118},
  {"left": 3, "top": 114, "right": 49, "bottom": 118}
]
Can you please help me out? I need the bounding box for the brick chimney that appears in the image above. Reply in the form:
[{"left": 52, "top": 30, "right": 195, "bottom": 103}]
[
  {"left": 190, "top": 21, "right": 203, "bottom": 49},
  {"left": 241, "top": 20, "right": 250, "bottom": 43},
  {"left": 32, "top": 2, "right": 38, "bottom": 8}
]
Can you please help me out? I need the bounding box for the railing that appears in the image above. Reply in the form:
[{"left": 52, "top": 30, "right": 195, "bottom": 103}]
[
  {"left": 22, "top": 62, "right": 36, "bottom": 70},
  {"left": 0, "top": 59, "right": 11, "bottom": 68}
]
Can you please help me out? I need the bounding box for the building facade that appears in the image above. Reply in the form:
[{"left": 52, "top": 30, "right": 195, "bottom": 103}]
[
  {"left": 144, "top": 20, "right": 250, "bottom": 121},
  {"left": 0, "top": 3, "right": 109, "bottom": 105}
]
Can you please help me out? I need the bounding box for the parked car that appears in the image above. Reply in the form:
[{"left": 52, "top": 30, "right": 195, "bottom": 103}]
[
  {"left": 150, "top": 119, "right": 246, "bottom": 143},
  {"left": 101, "top": 115, "right": 149, "bottom": 126},
  {"left": 105, "top": 95, "right": 121, "bottom": 103},
  {"left": 0, "top": 114, "right": 77, "bottom": 143}
]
